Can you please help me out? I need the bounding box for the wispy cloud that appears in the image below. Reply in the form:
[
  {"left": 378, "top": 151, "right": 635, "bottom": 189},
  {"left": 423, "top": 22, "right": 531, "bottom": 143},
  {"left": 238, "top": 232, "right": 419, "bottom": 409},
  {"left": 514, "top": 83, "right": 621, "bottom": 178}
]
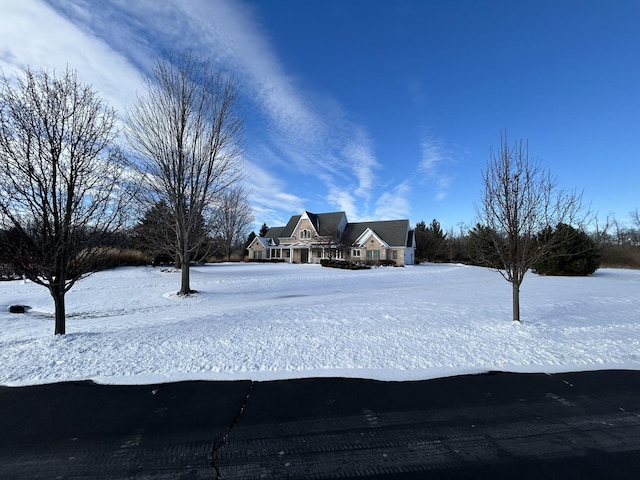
[
  {"left": 374, "top": 181, "right": 412, "bottom": 221},
  {"left": 0, "top": 0, "right": 145, "bottom": 115},
  {"left": 419, "top": 136, "right": 456, "bottom": 202},
  {"left": 243, "top": 161, "right": 306, "bottom": 227},
  {"left": 2, "top": 0, "right": 384, "bottom": 224},
  {"left": 327, "top": 186, "right": 359, "bottom": 221},
  {"left": 342, "top": 126, "right": 380, "bottom": 199}
]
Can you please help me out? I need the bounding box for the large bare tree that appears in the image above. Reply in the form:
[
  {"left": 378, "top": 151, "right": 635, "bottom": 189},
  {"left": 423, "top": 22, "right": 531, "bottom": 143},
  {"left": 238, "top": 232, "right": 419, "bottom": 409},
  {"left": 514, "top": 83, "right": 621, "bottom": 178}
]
[
  {"left": 477, "top": 131, "right": 587, "bottom": 322},
  {"left": 0, "top": 67, "right": 132, "bottom": 335},
  {"left": 126, "top": 54, "right": 243, "bottom": 294}
]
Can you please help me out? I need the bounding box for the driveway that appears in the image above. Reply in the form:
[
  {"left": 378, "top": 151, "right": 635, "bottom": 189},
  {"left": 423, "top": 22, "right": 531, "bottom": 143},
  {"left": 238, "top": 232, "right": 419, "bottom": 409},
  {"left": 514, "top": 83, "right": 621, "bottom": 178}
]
[{"left": 1, "top": 370, "right": 640, "bottom": 479}]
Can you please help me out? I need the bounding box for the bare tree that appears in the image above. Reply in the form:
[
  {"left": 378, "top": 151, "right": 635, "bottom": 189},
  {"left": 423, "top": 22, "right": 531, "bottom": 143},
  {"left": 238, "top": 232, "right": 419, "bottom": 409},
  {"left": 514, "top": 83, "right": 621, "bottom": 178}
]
[
  {"left": 212, "top": 186, "right": 254, "bottom": 261},
  {"left": 591, "top": 213, "right": 615, "bottom": 248},
  {"left": 477, "top": 131, "right": 587, "bottom": 322},
  {"left": 0, "top": 67, "right": 132, "bottom": 335},
  {"left": 631, "top": 209, "right": 640, "bottom": 230},
  {"left": 126, "top": 54, "right": 243, "bottom": 294}
]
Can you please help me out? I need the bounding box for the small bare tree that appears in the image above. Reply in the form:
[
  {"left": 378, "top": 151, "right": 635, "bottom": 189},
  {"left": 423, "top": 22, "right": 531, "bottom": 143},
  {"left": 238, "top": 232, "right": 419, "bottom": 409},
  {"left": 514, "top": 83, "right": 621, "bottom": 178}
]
[
  {"left": 477, "top": 131, "right": 587, "bottom": 322},
  {"left": 631, "top": 209, "right": 640, "bottom": 230},
  {"left": 212, "top": 186, "right": 254, "bottom": 261},
  {"left": 126, "top": 54, "right": 243, "bottom": 294},
  {"left": 0, "top": 67, "right": 132, "bottom": 335}
]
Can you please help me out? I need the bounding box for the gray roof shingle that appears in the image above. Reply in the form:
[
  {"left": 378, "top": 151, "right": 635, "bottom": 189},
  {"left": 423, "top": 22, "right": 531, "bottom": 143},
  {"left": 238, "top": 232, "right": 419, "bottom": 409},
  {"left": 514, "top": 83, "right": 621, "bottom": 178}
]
[
  {"left": 263, "top": 212, "right": 411, "bottom": 248},
  {"left": 341, "top": 219, "right": 410, "bottom": 247}
]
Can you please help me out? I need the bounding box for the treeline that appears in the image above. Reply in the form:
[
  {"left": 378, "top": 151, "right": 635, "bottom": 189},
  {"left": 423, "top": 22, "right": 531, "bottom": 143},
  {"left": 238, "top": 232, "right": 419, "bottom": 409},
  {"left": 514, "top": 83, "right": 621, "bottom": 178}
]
[
  {"left": 0, "top": 202, "right": 253, "bottom": 281},
  {"left": 414, "top": 216, "right": 640, "bottom": 271}
]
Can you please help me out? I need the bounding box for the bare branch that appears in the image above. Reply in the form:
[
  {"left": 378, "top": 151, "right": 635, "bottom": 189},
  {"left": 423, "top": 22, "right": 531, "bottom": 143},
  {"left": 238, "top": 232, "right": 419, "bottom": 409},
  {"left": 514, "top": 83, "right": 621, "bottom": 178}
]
[
  {"left": 126, "top": 53, "right": 244, "bottom": 294},
  {"left": 476, "top": 131, "right": 589, "bottom": 321},
  {"left": 0, "top": 67, "right": 134, "bottom": 334}
]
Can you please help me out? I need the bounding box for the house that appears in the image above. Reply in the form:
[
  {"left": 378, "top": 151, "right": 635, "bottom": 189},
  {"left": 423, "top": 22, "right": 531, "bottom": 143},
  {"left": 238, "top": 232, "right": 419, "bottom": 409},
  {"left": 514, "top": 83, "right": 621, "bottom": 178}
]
[{"left": 247, "top": 211, "right": 415, "bottom": 266}]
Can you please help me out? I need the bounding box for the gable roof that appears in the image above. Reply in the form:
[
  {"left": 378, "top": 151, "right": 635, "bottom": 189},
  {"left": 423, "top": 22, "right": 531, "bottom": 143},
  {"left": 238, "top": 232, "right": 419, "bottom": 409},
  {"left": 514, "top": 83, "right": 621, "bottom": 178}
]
[
  {"left": 260, "top": 212, "right": 412, "bottom": 248},
  {"left": 280, "top": 215, "right": 301, "bottom": 238},
  {"left": 279, "top": 211, "right": 347, "bottom": 238},
  {"left": 342, "top": 219, "right": 410, "bottom": 247},
  {"left": 311, "top": 211, "right": 347, "bottom": 237}
]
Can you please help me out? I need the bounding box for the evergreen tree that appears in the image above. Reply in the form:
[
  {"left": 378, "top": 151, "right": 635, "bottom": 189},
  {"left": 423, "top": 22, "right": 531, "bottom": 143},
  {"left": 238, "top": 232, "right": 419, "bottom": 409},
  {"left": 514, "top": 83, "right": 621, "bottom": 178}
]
[
  {"left": 132, "top": 201, "right": 211, "bottom": 266},
  {"left": 414, "top": 220, "right": 448, "bottom": 262},
  {"left": 414, "top": 221, "right": 428, "bottom": 261},
  {"left": 243, "top": 232, "right": 257, "bottom": 258},
  {"left": 533, "top": 223, "right": 600, "bottom": 276},
  {"left": 259, "top": 223, "right": 269, "bottom": 237},
  {"left": 466, "top": 224, "right": 507, "bottom": 267}
]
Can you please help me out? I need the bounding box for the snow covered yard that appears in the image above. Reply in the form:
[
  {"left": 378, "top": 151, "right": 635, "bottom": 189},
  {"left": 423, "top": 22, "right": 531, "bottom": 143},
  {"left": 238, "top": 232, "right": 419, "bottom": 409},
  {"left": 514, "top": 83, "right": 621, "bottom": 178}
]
[{"left": 1, "top": 263, "right": 639, "bottom": 386}]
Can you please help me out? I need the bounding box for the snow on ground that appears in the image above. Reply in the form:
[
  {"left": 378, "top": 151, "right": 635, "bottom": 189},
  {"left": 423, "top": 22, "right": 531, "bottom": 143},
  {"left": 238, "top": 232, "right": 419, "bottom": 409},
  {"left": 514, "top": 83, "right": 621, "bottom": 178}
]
[{"left": 1, "top": 263, "right": 639, "bottom": 386}]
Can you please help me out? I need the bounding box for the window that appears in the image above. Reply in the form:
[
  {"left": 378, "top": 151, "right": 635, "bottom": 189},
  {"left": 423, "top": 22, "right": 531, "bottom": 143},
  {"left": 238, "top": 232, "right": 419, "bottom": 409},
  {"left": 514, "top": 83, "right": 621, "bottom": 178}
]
[
  {"left": 300, "top": 229, "right": 311, "bottom": 240},
  {"left": 366, "top": 250, "right": 380, "bottom": 260},
  {"left": 392, "top": 250, "right": 398, "bottom": 260},
  {"left": 352, "top": 249, "right": 361, "bottom": 257},
  {"left": 252, "top": 251, "right": 262, "bottom": 260},
  {"left": 272, "top": 249, "right": 281, "bottom": 258}
]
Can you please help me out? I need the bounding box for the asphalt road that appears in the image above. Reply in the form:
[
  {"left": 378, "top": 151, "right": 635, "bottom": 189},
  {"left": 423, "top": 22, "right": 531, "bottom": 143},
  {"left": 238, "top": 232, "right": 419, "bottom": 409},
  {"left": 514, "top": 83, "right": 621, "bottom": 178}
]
[{"left": 1, "top": 370, "right": 640, "bottom": 479}]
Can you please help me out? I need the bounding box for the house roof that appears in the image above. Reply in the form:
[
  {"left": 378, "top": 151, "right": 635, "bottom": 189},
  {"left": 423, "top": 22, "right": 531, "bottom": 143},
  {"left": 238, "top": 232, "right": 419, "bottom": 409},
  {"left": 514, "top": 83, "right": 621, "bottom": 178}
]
[
  {"left": 342, "top": 219, "right": 411, "bottom": 247},
  {"left": 261, "top": 212, "right": 412, "bottom": 248},
  {"left": 309, "top": 211, "right": 347, "bottom": 237},
  {"left": 278, "top": 211, "right": 347, "bottom": 238},
  {"left": 264, "top": 226, "right": 285, "bottom": 239},
  {"left": 280, "top": 215, "right": 301, "bottom": 238}
]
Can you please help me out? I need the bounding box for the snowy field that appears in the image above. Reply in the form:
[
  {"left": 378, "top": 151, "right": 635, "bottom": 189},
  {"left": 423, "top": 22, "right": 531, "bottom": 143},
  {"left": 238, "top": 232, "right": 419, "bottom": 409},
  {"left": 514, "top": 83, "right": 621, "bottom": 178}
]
[{"left": 1, "top": 263, "right": 639, "bottom": 386}]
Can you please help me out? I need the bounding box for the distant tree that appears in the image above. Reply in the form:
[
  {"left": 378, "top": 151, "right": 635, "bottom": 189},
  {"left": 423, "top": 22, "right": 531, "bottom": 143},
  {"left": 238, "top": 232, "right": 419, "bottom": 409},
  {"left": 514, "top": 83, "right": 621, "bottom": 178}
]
[
  {"left": 0, "top": 67, "right": 133, "bottom": 335},
  {"left": 632, "top": 209, "right": 640, "bottom": 231},
  {"left": 592, "top": 212, "right": 640, "bottom": 269},
  {"left": 131, "top": 201, "right": 175, "bottom": 265},
  {"left": 126, "top": 53, "right": 244, "bottom": 294},
  {"left": 414, "top": 221, "right": 428, "bottom": 261},
  {"left": 477, "top": 131, "right": 587, "bottom": 322},
  {"left": 212, "top": 186, "right": 254, "bottom": 261},
  {"left": 259, "top": 223, "right": 270, "bottom": 237},
  {"left": 533, "top": 223, "right": 600, "bottom": 276},
  {"left": 466, "top": 223, "right": 506, "bottom": 267},
  {"left": 444, "top": 224, "right": 469, "bottom": 263},
  {"left": 243, "top": 231, "right": 257, "bottom": 258},
  {"left": 424, "top": 219, "right": 447, "bottom": 262}
]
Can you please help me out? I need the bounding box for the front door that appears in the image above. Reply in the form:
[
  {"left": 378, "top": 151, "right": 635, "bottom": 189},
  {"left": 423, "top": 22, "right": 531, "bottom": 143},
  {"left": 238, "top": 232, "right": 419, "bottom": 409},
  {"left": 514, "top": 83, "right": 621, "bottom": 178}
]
[{"left": 300, "top": 249, "right": 309, "bottom": 263}]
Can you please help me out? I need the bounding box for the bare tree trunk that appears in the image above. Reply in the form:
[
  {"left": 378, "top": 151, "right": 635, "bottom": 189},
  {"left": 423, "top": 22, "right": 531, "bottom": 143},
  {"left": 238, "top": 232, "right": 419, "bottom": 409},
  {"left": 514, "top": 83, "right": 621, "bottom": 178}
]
[
  {"left": 512, "top": 282, "right": 520, "bottom": 322},
  {"left": 52, "top": 288, "right": 66, "bottom": 335},
  {"left": 179, "top": 249, "right": 192, "bottom": 295}
]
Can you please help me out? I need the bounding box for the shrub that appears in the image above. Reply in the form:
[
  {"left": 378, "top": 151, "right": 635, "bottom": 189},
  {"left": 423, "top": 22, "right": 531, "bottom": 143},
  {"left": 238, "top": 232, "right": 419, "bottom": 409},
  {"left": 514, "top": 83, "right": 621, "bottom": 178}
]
[
  {"left": 0, "top": 264, "right": 20, "bottom": 281},
  {"left": 378, "top": 259, "right": 397, "bottom": 267},
  {"left": 533, "top": 224, "right": 600, "bottom": 276},
  {"left": 80, "top": 248, "right": 150, "bottom": 272},
  {"left": 320, "top": 259, "right": 370, "bottom": 270}
]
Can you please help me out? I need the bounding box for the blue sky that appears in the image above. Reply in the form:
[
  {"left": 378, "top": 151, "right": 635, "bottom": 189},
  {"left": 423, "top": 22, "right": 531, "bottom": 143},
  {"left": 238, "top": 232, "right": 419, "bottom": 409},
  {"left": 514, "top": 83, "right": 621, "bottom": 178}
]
[{"left": 1, "top": 0, "right": 638, "bottom": 232}]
